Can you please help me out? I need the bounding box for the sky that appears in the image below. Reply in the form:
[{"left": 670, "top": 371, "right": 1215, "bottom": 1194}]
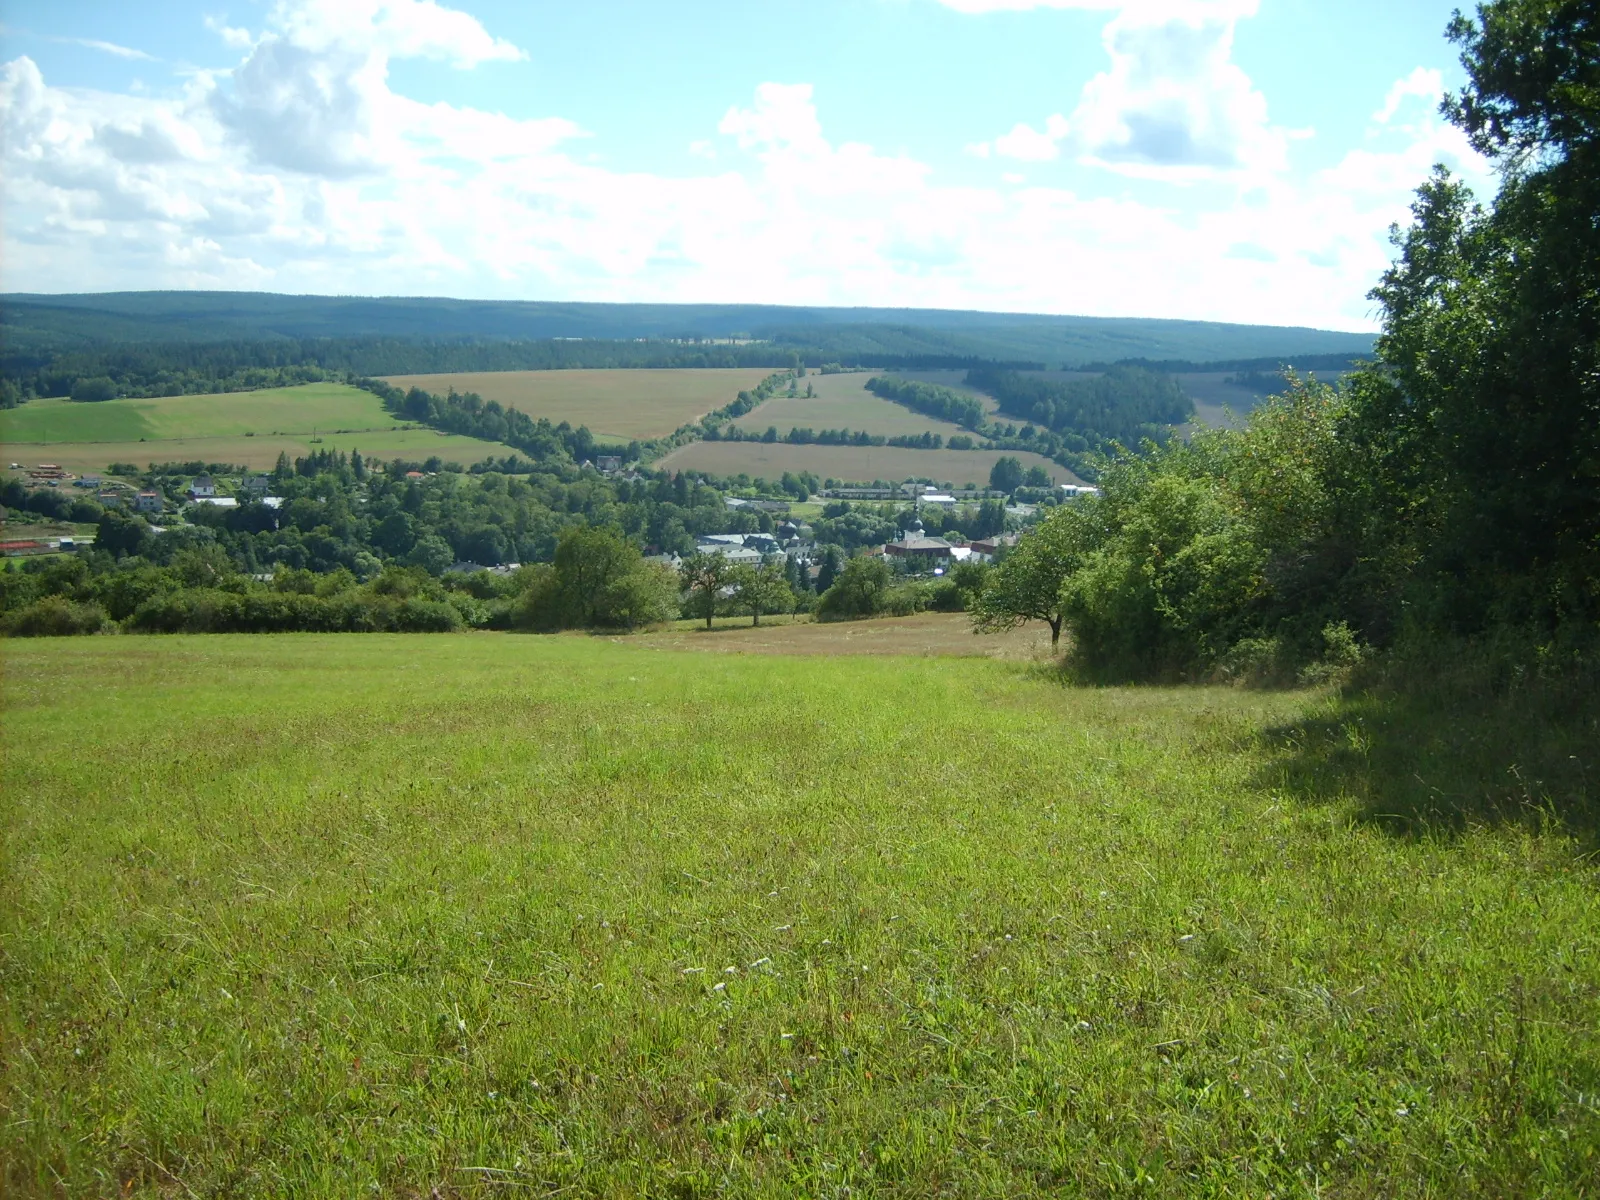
[{"left": 0, "top": 0, "right": 1492, "bottom": 331}]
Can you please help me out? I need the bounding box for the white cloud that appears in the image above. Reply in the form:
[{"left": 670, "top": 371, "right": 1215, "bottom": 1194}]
[
  {"left": 1373, "top": 66, "right": 1444, "bottom": 125},
  {"left": 963, "top": 0, "right": 1292, "bottom": 179},
  {"left": 204, "top": 16, "right": 256, "bottom": 51},
  {"left": 0, "top": 4, "right": 1494, "bottom": 333},
  {"left": 265, "top": 0, "right": 523, "bottom": 67},
  {"left": 993, "top": 115, "right": 1070, "bottom": 161},
  {"left": 63, "top": 37, "right": 157, "bottom": 61}
]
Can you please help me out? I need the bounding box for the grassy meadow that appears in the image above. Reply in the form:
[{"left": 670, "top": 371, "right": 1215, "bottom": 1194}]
[
  {"left": 0, "top": 384, "right": 516, "bottom": 473},
  {"left": 657, "top": 440, "right": 1073, "bottom": 487},
  {"left": 4, "top": 631, "right": 1598, "bottom": 1196},
  {"left": 378, "top": 369, "right": 776, "bottom": 441}
]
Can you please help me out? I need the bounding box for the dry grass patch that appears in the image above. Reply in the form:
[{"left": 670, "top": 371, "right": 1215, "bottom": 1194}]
[{"left": 656, "top": 440, "right": 1070, "bottom": 486}]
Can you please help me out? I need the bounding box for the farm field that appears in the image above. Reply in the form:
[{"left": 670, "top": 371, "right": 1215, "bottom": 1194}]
[
  {"left": 0, "top": 384, "right": 392, "bottom": 444},
  {"left": 379, "top": 368, "right": 776, "bottom": 441},
  {"left": 3, "top": 633, "right": 1596, "bottom": 1195},
  {"left": 0, "top": 385, "right": 517, "bottom": 473},
  {"left": 658, "top": 440, "right": 1077, "bottom": 486},
  {"left": 732, "top": 373, "right": 977, "bottom": 439}
]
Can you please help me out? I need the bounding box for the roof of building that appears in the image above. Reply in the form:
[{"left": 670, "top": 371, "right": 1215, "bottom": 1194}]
[{"left": 889, "top": 536, "right": 954, "bottom": 553}]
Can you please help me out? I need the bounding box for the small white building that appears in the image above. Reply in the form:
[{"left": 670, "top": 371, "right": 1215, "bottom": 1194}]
[{"left": 188, "top": 475, "right": 217, "bottom": 499}]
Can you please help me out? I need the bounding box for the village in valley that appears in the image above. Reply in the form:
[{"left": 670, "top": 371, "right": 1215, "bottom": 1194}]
[{"left": 2, "top": 453, "right": 1098, "bottom": 595}]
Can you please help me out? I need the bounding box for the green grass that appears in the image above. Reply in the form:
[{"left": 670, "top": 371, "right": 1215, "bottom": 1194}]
[
  {"left": 0, "top": 384, "right": 391, "bottom": 445},
  {"left": 0, "top": 384, "right": 522, "bottom": 473},
  {"left": 3, "top": 634, "right": 1598, "bottom": 1196}
]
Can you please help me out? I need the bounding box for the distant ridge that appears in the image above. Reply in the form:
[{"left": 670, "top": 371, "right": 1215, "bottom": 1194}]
[{"left": 1, "top": 291, "right": 1373, "bottom": 368}]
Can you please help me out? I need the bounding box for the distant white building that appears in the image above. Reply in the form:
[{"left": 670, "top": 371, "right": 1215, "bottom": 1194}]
[
  {"left": 916, "top": 493, "right": 958, "bottom": 509},
  {"left": 188, "top": 475, "right": 216, "bottom": 499},
  {"left": 191, "top": 496, "right": 239, "bottom": 509},
  {"left": 696, "top": 540, "right": 764, "bottom": 566},
  {"left": 1058, "top": 484, "right": 1100, "bottom": 499}
]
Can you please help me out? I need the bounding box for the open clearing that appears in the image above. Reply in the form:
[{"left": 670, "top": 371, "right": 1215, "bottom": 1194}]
[
  {"left": 0, "top": 384, "right": 516, "bottom": 472},
  {"left": 657, "top": 440, "right": 1075, "bottom": 486},
  {"left": 733, "top": 373, "right": 977, "bottom": 440},
  {"left": 4, "top": 633, "right": 1596, "bottom": 1195},
  {"left": 379, "top": 369, "right": 776, "bottom": 441}
]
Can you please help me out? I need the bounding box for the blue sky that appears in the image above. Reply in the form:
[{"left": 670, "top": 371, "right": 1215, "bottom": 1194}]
[{"left": 1, "top": 0, "right": 1488, "bottom": 330}]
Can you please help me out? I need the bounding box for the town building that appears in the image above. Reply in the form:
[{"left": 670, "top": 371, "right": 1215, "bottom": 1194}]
[
  {"left": 884, "top": 518, "right": 955, "bottom": 569},
  {"left": 187, "top": 475, "right": 217, "bottom": 499},
  {"left": 134, "top": 491, "right": 165, "bottom": 514},
  {"left": 967, "top": 534, "right": 1019, "bottom": 563}
]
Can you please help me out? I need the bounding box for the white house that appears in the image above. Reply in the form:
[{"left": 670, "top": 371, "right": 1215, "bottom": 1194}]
[{"left": 187, "top": 475, "right": 216, "bottom": 499}]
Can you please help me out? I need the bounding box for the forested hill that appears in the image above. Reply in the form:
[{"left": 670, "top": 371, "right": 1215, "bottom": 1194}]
[{"left": 2, "top": 292, "right": 1373, "bottom": 367}]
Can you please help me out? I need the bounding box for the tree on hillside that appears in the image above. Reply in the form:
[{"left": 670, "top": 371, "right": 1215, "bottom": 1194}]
[
  {"left": 816, "top": 555, "right": 891, "bottom": 621},
  {"left": 680, "top": 552, "right": 732, "bottom": 629},
  {"left": 551, "top": 526, "right": 641, "bottom": 627},
  {"left": 972, "top": 507, "right": 1090, "bottom": 648},
  {"left": 989, "top": 456, "right": 1024, "bottom": 494},
  {"left": 730, "top": 558, "right": 792, "bottom": 626}
]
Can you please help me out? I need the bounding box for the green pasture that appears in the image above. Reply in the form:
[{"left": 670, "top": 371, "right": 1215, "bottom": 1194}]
[
  {"left": 0, "top": 384, "right": 393, "bottom": 446},
  {"left": 3, "top": 634, "right": 1597, "bottom": 1196},
  {"left": 0, "top": 384, "right": 521, "bottom": 473}
]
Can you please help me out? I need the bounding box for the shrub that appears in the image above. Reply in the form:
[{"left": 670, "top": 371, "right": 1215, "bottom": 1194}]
[
  {"left": 928, "top": 580, "right": 967, "bottom": 612},
  {"left": 4, "top": 597, "right": 108, "bottom": 637},
  {"left": 69, "top": 377, "right": 118, "bottom": 403},
  {"left": 816, "top": 556, "right": 892, "bottom": 621}
]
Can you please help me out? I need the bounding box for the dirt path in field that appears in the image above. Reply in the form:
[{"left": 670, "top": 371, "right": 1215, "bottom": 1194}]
[{"left": 605, "top": 612, "right": 1058, "bottom": 658}]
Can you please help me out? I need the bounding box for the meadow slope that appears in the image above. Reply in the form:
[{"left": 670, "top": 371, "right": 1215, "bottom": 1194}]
[
  {"left": 2, "top": 634, "right": 1597, "bottom": 1196},
  {"left": 0, "top": 384, "right": 515, "bottom": 472}
]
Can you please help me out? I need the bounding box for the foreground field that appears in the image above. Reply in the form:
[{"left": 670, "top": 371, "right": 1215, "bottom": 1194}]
[
  {"left": 3, "top": 635, "right": 1597, "bottom": 1197},
  {"left": 657, "top": 440, "right": 1072, "bottom": 486},
  {"left": 0, "top": 384, "right": 515, "bottom": 472},
  {"left": 379, "top": 369, "right": 776, "bottom": 441}
]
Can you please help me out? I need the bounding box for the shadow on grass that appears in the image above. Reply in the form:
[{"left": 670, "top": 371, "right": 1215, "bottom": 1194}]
[{"left": 1252, "top": 644, "right": 1600, "bottom": 844}]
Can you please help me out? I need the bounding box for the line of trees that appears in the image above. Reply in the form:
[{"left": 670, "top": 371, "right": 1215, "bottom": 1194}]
[
  {"left": 863, "top": 376, "right": 990, "bottom": 432},
  {"left": 963, "top": 365, "right": 1192, "bottom": 449}
]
